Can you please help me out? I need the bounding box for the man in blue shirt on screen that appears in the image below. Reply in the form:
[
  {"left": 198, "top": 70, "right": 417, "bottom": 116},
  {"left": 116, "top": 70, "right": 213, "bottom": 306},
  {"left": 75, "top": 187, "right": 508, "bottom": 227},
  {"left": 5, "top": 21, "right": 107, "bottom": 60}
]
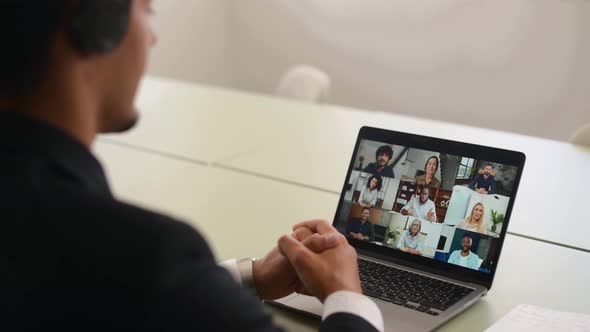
[
  {"left": 448, "top": 234, "right": 481, "bottom": 270},
  {"left": 346, "top": 207, "right": 376, "bottom": 241}
]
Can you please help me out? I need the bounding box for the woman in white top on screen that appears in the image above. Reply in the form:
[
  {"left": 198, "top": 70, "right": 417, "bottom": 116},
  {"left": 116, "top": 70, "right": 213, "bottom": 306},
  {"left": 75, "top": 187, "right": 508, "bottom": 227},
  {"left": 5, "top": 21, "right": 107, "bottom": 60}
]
[
  {"left": 358, "top": 174, "right": 382, "bottom": 208},
  {"left": 397, "top": 219, "right": 424, "bottom": 255},
  {"left": 456, "top": 203, "right": 487, "bottom": 235}
]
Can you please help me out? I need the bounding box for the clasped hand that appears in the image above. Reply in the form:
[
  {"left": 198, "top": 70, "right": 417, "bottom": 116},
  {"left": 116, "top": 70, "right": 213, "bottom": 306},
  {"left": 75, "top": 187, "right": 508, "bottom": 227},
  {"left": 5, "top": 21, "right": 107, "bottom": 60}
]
[{"left": 252, "top": 220, "right": 361, "bottom": 303}]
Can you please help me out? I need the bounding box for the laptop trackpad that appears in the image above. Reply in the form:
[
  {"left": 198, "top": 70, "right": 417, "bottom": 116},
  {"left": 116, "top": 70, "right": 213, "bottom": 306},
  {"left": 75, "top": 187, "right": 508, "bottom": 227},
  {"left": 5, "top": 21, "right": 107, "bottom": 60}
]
[{"left": 272, "top": 294, "right": 323, "bottom": 318}]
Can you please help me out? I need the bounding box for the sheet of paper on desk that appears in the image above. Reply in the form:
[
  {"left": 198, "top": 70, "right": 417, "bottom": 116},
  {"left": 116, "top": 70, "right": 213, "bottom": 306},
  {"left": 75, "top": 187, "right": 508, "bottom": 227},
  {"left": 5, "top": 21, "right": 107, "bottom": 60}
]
[{"left": 485, "top": 304, "right": 590, "bottom": 332}]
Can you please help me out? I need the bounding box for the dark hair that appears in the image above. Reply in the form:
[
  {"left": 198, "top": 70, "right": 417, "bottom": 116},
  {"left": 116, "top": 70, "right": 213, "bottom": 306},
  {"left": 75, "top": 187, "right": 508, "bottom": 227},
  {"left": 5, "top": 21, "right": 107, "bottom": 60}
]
[
  {"left": 375, "top": 145, "right": 393, "bottom": 161},
  {"left": 424, "top": 156, "right": 439, "bottom": 173},
  {"left": 486, "top": 163, "right": 494, "bottom": 169},
  {"left": 462, "top": 234, "right": 473, "bottom": 243},
  {"left": 361, "top": 207, "right": 371, "bottom": 213},
  {"left": 366, "top": 175, "right": 383, "bottom": 191},
  {"left": 0, "top": 1, "right": 130, "bottom": 98},
  {"left": 0, "top": 2, "right": 68, "bottom": 98}
]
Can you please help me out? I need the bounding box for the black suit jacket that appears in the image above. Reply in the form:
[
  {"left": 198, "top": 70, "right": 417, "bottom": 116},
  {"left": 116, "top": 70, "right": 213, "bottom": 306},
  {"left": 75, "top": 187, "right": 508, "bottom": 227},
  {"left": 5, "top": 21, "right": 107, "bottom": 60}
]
[{"left": 0, "top": 112, "right": 377, "bottom": 332}]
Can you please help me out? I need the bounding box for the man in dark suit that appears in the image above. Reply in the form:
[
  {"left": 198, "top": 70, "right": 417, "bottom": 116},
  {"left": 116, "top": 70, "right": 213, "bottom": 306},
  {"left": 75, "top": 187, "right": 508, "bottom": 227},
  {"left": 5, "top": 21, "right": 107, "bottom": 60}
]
[{"left": 0, "top": 1, "right": 382, "bottom": 331}]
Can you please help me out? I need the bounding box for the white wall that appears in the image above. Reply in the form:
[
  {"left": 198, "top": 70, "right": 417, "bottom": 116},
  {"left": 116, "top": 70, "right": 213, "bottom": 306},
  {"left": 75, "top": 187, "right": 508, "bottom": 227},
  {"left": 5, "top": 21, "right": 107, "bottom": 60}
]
[
  {"left": 229, "top": 0, "right": 590, "bottom": 141},
  {"left": 147, "top": 0, "right": 232, "bottom": 86},
  {"left": 148, "top": 0, "right": 590, "bottom": 142},
  {"left": 381, "top": 178, "right": 401, "bottom": 210}
]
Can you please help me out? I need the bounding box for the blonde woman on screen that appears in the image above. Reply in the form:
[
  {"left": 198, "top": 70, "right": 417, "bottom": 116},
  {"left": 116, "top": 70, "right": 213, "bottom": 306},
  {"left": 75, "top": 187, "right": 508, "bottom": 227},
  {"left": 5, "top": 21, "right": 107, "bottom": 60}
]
[{"left": 456, "top": 203, "right": 487, "bottom": 235}]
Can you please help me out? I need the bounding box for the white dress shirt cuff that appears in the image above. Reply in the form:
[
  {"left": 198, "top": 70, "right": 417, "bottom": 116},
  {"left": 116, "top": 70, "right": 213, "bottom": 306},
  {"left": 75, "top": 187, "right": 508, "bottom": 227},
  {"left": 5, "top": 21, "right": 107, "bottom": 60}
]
[
  {"left": 219, "top": 258, "right": 242, "bottom": 285},
  {"left": 222, "top": 260, "right": 384, "bottom": 331},
  {"left": 323, "top": 291, "right": 384, "bottom": 332}
]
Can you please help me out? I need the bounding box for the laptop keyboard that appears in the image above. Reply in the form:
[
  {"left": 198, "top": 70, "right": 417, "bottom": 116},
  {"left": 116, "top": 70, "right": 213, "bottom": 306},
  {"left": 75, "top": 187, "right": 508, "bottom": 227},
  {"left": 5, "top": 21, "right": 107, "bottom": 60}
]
[{"left": 358, "top": 259, "right": 474, "bottom": 316}]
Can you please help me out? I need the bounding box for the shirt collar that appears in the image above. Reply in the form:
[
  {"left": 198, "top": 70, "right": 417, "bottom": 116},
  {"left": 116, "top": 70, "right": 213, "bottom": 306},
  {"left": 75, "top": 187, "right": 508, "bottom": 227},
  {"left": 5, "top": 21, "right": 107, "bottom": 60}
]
[{"left": 0, "top": 111, "right": 112, "bottom": 197}]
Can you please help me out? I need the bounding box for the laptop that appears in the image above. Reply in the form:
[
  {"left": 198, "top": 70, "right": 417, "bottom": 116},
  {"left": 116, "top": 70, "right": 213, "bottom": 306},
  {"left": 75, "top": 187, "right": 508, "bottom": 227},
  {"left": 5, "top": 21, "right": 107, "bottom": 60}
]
[{"left": 270, "top": 126, "right": 526, "bottom": 331}]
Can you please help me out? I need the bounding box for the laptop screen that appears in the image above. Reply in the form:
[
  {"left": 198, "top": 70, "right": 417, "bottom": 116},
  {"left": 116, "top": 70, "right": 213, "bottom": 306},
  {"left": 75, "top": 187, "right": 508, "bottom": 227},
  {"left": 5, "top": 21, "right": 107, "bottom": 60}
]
[{"left": 334, "top": 133, "right": 523, "bottom": 276}]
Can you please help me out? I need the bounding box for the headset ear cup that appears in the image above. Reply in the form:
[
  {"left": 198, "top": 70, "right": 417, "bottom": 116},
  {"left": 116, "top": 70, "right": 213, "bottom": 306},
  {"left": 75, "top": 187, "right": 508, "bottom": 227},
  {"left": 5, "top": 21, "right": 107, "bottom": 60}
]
[{"left": 68, "top": 0, "right": 131, "bottom": 54}]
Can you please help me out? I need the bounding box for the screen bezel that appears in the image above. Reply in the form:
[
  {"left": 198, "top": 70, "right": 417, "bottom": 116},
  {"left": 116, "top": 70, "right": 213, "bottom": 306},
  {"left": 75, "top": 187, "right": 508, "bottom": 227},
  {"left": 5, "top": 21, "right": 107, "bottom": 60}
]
[{"left": 333, "top": 126, "right": 526, "bottom": 290}]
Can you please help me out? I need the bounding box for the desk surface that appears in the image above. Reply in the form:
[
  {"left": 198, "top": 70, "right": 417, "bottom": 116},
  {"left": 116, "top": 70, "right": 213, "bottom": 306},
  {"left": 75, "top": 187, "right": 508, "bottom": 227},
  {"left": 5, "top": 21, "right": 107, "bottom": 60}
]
[
  {"left": 102, "top": 76, "right": 349, "bottom": 164},
  {"left": 94, "top": 142, "right": 340, "bottom": 260},
  {"left": 102, "top": 76, "right": 590, "bottom": 251},
  {"left": 219, "top": 113, "right": 590, "bottom": 251},
  {"left": 94, "top": 141, "right": 590, "bottom": 332}
]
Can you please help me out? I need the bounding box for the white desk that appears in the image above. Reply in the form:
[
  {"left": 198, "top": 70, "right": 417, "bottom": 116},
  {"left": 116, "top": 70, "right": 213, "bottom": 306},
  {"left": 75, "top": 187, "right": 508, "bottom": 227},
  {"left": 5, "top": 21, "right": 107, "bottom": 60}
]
[
  {"left": 267, "top": 234, "right": 590, "bottom": 332},
  {"left": 94, "top": 140, "right": 590, "bottom": 332},
  {"left": 101, "top": 76, "right": 360, "bottom": 164},
  {"left": 101, "top": 76, "right": 590, "bottom": 251},
  {"left": 215, "top": 103, "right": 590, "bottom": 252},
  {"left": 94, "top": 142, "right": 340, "bottom": 260}
]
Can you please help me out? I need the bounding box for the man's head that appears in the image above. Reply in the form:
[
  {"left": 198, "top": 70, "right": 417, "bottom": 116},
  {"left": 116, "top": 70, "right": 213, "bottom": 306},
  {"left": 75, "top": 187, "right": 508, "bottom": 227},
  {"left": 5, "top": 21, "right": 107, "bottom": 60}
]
[
  {"left": 461, "top": 234, "right": 473, "bottom": 253},
  {"left": 0, "top": 0, "right": 157, "bottom": 135},
  {"left": 418, "top": 186, "right": 430, "bottom": 204},
  {"left": 375, "top": 145, "right": 394, "bottom": 167},
  {"left": 360, "top": 207, "right": 371, "bottom": 221},
  {"left": 484, "top": 163, "right": 494, "bottom": 176}
]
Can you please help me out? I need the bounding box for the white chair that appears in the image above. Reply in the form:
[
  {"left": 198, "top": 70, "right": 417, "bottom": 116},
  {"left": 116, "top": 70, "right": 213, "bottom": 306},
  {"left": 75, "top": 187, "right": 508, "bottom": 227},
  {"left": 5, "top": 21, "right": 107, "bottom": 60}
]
[
  {"left": 275, "top": 64, "right": 331, "bottom": 103},
  {"left": 569, "top": 124, "right": 590, "bottom": 146}
]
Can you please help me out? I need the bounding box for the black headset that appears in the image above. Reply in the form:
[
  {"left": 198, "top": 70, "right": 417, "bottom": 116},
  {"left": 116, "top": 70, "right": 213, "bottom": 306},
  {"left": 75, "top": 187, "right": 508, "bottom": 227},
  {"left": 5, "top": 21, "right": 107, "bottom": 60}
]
[{"left": 68, "top": 0, "right": 131, "bottom": 54}]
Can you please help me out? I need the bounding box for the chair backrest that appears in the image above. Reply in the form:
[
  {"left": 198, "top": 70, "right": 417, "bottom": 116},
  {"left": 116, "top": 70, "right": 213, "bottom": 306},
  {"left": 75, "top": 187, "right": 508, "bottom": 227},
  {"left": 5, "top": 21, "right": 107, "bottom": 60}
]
[
  {"left": 569, "top": 124, "right": 590, "bottom": 146},
  {"left": 275, "top": 64, "right": 331, "bottom": 103}
]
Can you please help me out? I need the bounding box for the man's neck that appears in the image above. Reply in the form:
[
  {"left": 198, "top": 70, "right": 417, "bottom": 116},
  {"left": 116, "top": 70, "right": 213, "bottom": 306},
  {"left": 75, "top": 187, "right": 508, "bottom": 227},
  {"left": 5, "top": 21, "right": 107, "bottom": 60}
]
[
  {"left": 19, "top": 109, "right": 97, "bottom": 148},
  {"left": 14, "top": 73, "right": 98, "bottom": 148},
  {"left": 461, "top": 250, "right": 470, "bottom": 257},
  {"left": 8, "top": 42, "right": 103, "bottom": 148},
  {"left": 483, "top": 174, "right": 489, "bottom": 179}
]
